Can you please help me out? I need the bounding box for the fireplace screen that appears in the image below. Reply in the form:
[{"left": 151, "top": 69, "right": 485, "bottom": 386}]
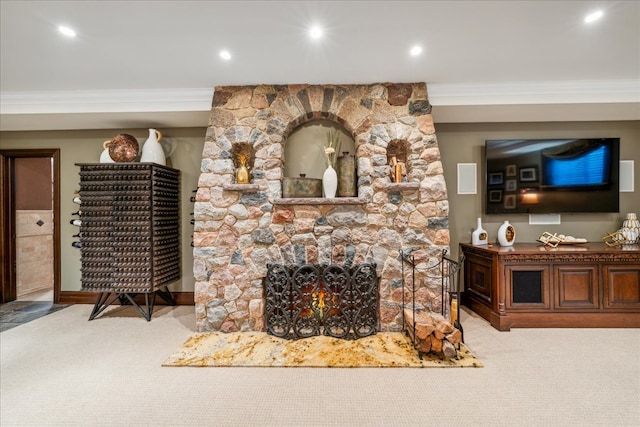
[{"left": 264, "top": 263, "right": 379, "bottom": 340}]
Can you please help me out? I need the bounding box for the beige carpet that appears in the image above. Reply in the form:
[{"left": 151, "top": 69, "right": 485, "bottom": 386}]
[
  {"left": 2, "top": 304, "right": 639, "bottom": 427},
  {"left": 163, "top": 331, "right": 482, "bottom": 368}
]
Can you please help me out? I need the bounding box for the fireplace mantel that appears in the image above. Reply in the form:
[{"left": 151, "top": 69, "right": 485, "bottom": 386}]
[{"left": 272, "top": 197, "right": 366, "bottom": 206}]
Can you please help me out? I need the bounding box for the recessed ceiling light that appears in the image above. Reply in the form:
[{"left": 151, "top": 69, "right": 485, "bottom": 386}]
[
  {"left": 410, "top": 45, "right": 423, "bottom": 56},
  {"left": 219, "top": 50, "right": 231, "bottom": 60},
  {"left": 309, "top": 26, "right": 323, "bottom": 39},
  {"left": 57, "top": 25, "right": 76, "bottom": 38},
  {"left": 584, "top": 10, "right": 604, "bottom": 23}
]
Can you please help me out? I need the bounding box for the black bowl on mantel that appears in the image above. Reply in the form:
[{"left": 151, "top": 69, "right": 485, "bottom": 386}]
[{"left": 283, "top": 175, "right": 322, "bottom": 198}]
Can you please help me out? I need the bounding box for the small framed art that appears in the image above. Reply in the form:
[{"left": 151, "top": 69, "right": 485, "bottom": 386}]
[
  {"left": 519, "top": 167, "right": 537, "bottom": 182},
  {"left": 504, "top": 194, "right": 516, "bottom": 209},
  {"left": 488, "top": 172, "right": 503, "bottom": 185}
]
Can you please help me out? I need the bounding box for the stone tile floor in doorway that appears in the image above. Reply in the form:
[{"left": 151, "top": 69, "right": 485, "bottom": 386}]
[{"left": 0, "top": 301, "right": 70, "bottom": 332}]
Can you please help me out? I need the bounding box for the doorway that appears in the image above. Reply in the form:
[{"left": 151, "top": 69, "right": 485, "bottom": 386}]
[{"left": 0, "top": 149, "right": 61, "bottom": 304}]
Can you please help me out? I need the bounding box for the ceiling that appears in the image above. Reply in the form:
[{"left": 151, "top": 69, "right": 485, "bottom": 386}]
[{"left": 1, "top": 0, "right": 639, "bottom": 131}]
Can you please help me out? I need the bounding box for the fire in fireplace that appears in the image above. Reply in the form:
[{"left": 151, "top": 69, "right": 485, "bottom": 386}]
[{"left": 264, "top": 263, "right": 379, "bottom": 339}]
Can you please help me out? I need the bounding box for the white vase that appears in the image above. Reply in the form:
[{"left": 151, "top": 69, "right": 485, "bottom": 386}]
[
  {"left": 471, "top": 217, "right": 488, "bottom": 245},
  {"left": 322, "top": 165, "right": 338, "bottom": 198},
  {"left": 140, "top": 128, "right": 165, "bottom": 165},
  {"left": 498, "top": 220, "right": 516, "bottom": 246},
  {"left": 99, "top": 140, "right": 115, "bottom": 163}
]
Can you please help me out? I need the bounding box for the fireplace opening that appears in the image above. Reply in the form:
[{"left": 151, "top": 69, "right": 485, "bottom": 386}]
[{"left": 264, "top": 263, "right": 379, "bottom": 340}]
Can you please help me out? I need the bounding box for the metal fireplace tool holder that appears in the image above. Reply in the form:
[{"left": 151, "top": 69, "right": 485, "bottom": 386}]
[{"left": 400, "top": 248, "right": 465, "bottom": 356}]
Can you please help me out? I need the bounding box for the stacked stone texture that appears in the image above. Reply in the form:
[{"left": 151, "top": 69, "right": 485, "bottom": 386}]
[{"left": 194, "top": 83, "right": 450, "bottom": 333}]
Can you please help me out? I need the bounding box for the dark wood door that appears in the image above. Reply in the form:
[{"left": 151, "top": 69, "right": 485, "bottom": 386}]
[{"left": 0, "top": 149, "right": 61, "bottom": 303}]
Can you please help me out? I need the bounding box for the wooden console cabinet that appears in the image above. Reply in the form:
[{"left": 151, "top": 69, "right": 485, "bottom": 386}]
[{"left": 460, "top": 243, "right": 640, "bottom": 331}]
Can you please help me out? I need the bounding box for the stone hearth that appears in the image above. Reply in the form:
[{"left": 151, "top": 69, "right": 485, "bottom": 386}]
[{"left": 193, "top": 83, "right": 450, "bottom": 333}]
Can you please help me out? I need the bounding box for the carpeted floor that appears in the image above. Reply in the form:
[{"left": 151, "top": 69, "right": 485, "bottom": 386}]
[
  {"left": 163, "top": 331, "right": 482, "bottom": 368},
  {"left": 2, "top": 304, "right": 638, "bottom": 426}
]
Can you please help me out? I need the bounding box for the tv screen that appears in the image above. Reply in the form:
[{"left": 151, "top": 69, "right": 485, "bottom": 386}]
[{"left": 485, "top": 138, "right": 620, "bottom": 214}]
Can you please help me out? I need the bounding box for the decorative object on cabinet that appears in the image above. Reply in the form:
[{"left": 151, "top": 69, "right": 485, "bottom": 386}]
[
  {"left": 603, "top": 214, "right": 640, "bottom": 246},
  {"left": 140, "top": 128, "right": 165, "bottom": 165},
  {"left": 471, "top": 217, "right": 488, "bottom": 245},
  {"left": 108, "top": 134, "right": 139, "bottom": 162},
  {"left": 109, "top": 133, "right": 139, "bottom": 163},
  {"left": 460, "top": 243, "right": 640, "bottom": 331},
  {"left": 537, "top": 232, "right": 587, "bottom": 247},
  {"left": 99, "top": 140, "right": 115, "bottom": 163},
  {"left": 230, "top": 142, "right": 254, "bottom": 184},
  {"left": 602, "top": 230, "right": 629, "bottom": 247},
  {"left": 76, "top": 163, "right": 180, "bottom": 321},
  {"left": 620, "top": 212, "right": 640, "bottom": 244},
  {"left": 497, "top": 220, "right": 516, "bottom": 246}
]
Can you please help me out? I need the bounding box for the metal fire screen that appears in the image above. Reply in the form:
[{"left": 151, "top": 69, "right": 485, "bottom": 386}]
[{"left": 264, "top": 263, "right": 379, "bottom": 340}]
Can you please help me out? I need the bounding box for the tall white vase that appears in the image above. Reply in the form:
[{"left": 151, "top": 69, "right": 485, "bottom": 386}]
[
  {"left": 322, "top": 165, "right": 338, "bottom": 198},
  {"left": 471, "top": 217, "right": 488, "bottom": 245},
  {"left": 498, "top": 220, "right": 516, "bottom": 246},
  {"left": 140, "top": 128, "right": 165, "bottom": 165}
]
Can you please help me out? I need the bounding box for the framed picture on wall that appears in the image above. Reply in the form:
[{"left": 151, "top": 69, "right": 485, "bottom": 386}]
[
  {"left": 488, "top": 172, "right": 504, "bottom": 185},
  {"left": 506, "top": 164, "right": 517, "bottom": 177},
  {"left": 504, "top": 194, "right": 516, "bottom": 209},
  {"left": 489, "top": 190, "right": 502, "bottom": 203},
  {"left": 506, "top": 179, "right": 517, "bottom": 192},
  {"left": 519, "top": 167, "right": 538, "bottom": 182}
]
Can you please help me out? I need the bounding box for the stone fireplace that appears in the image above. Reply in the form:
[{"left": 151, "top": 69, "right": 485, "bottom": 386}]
[{"left": 193, "top": 82, "right": 450, "bottom": 333}]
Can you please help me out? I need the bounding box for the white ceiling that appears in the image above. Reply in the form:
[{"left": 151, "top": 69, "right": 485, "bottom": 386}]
[{"left": 1, "top": 0, "right": 639, "bottom": 131}]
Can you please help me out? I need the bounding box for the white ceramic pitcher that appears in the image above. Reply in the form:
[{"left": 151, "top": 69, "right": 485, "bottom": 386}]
[{"left": 140, "top": 128, "right": 165, "bottom": 165}]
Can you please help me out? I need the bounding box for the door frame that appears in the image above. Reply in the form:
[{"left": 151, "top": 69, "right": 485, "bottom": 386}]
[{"left": 0, "top": 149, "right": 61, "bottom": 303}]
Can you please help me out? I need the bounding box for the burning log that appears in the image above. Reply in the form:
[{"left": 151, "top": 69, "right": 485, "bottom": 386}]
[{"left": 404, "top": 309, "right": 462, "bottom": 359}]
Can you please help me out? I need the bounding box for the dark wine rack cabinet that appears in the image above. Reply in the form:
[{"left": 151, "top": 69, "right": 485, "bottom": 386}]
[{"left": 76, "top": 163, "right": 180, "bottom": 320}]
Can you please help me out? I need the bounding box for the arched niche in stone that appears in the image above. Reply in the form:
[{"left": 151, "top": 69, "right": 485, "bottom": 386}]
[
  {"left": 386, "top": 139, "right": 409, "bottom": 181},
  {"left": 284, "top": 119, "right": 355, "bottom": 180}
]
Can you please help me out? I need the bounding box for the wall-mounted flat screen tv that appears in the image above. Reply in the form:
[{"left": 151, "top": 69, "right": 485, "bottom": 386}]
[{"left": 485, "top": 138, "right": 620, "bottom": 214}]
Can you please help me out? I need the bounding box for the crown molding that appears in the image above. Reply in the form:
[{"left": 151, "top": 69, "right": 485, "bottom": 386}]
[
  {"left": 1, "top": 80, "right": 638, "bottom": 131},
  {"left": 427, "top": 79, "right": 640, "bottom": 106},
  {"left": 0, "top": 88, "right": 213, "bottom": 114}
]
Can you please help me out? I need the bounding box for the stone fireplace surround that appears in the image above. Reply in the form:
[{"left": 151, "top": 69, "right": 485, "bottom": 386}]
[{"left": 193, "top": 82, "right": 450, "bottom": 333}]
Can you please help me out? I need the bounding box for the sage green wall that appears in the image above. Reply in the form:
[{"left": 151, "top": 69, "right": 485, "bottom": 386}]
[
  {"left": 2, "top": 120, "right": 639, "bottom": 292},
  {"left": 0, "top": 127, "right": 206, "bottom": 292},
  {"left": 436, "top": 120, "right": 640, "bottom": 259}
]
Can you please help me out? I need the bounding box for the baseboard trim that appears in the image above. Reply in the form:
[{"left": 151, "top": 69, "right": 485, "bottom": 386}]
[{"left": 59, "top": 291, "right": 194, "bottom": 305}]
